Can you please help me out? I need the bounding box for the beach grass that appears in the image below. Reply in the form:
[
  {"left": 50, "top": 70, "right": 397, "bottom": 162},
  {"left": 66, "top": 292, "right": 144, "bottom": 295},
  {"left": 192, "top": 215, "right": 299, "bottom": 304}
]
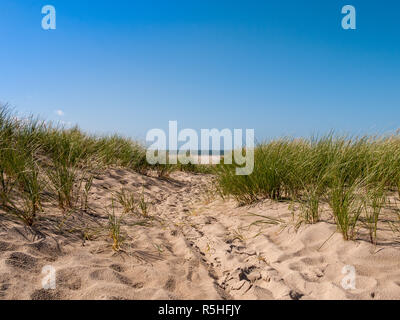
[
  {"left": 107, "top": 200, "right": 125, "bottom": 251},
  {"left": 0, "top": 105, "right": 202, "bottom": 226},
  {"left": 215, "top": 134, "right": 400, "bottom": 242},
  {"left": 2, "top": 104, "right": 400, "bottom": 243},
  {"left": 115, "top": 187, "right": 138, "bottom": 215}
]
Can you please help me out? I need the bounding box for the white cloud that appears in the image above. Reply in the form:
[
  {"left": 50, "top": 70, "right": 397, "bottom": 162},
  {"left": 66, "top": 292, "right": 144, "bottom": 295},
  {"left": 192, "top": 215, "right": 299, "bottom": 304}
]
[{"left": 55, "top": 109, "right": 65, "bottom": 117}]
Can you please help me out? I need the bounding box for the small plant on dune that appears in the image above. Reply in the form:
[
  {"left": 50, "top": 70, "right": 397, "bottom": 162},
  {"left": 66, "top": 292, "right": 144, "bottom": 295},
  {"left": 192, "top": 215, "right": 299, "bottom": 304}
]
[
  {"left": 47, "top": 163, "right": 77, "bottom": 209},
  {"left": 224, "top": 228, "right": 246, "bottom": 243},
  {"left": 214, "top": 163, "right": 258, "bottom": 205},
  {"left": 115, "top": 188, "right": 136, "bottom": 214},
  {"left": 48, "top": 164, "right": 96, "bottom": 211},
  {"left": 299, "top": 187, "right": 322, "bottom": 225},
  {"left": 115, "top": 188, "right": 152, "bottom": 218},
  {"left": 0, "top": 138, "right": 44, "bottom": 226},
  {"left": 107, "top": 201, "right": 125, "bottom": 251},
  {"left": 328, "top": 178, "right": 364, "bottom": 241},
  {"left": 80, "top": 175, "right": 94, "bottom": 211},
  {"left": 247, "top": 212, "right": 289, "bottom": 228},
  {"left": 3, "top": 160, "right": 44, "bottom": 226},
  {"left": 137, "top": 190, "right": 151, "bottom": 218},
  {"left": 293, "top": 142, "right": 331, "bottom": 225},
  {"left": 83, "top": 228, "right": 96, "bottom": 242},
  {"left": 56, "top": 209, "right": 74, "bottom": 232},
  {"left": 81, "top": 224, "right": 103, "bottom": 242},
  {"left": 16, "top": 161, "right": 43, "bottom": 225},
  {"left": 362, "top": 185, "right": 386, "bottom": 244},
  {"left": 296, "top": 172, "right": 326, "bottom": 225}
]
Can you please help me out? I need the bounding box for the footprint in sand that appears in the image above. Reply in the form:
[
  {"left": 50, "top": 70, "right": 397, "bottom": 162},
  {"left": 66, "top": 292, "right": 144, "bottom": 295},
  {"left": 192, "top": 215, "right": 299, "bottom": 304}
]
[
  {"left": 0, "top": 241, "right": 17, "bottom": 253},
  {"left": 57, "top": 268, "right": 83, "bottom": 291},
  {"left": 89, "top": 268, "right": 144, "bottom": 289},
  {"left": 31, "top": 289, "right": 62, "bottom": 300},
  {"left": 90, "top": 269, "right": 132, "bottom": 286},
  {"left": 0, "top": 274, "right": 11, "bottom": 298},
  {"left": 6, "top": 252, "right": 38, "bottom": 270},
  {"left": 164, "top": 276, "right": 176, "bottom": 291}
]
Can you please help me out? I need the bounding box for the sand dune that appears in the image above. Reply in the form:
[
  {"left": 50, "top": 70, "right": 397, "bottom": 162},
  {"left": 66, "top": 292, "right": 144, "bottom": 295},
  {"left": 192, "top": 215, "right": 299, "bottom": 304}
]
[{"left": 0, "top": 169, "right": 399, "bottom": 300}]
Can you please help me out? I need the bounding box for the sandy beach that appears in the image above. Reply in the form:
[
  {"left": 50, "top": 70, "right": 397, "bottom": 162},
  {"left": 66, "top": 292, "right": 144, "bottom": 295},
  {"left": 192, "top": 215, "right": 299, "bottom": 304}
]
[
  {"left": 2, "top": 0, "right": 400, "bottom": 305},
  {"left": 1, "top": 168, "right": 399, "bottom": 300}
]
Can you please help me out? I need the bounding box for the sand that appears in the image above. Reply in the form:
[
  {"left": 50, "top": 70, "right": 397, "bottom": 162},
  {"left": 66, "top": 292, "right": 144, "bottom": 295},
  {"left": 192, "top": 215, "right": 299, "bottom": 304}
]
[{"left": 0, "top": 169, "right": 399, "bottom": 300}]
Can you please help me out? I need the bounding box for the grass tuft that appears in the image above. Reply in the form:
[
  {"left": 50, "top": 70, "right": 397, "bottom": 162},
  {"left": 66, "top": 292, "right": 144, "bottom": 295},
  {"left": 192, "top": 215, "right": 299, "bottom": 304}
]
[{"left": 215, "top": 134, "right": 400, "bottom": 241}]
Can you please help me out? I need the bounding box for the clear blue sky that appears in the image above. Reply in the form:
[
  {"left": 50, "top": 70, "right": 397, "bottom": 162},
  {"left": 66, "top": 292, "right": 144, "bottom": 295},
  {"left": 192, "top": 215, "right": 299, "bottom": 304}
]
[{"left": 0, "top": 0, "right": 399, "bottom": 142}]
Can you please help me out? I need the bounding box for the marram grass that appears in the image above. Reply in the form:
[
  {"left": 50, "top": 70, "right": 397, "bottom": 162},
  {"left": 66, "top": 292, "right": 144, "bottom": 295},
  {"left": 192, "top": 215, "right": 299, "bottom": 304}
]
[
  {"left": 0, "top": 105, "right": 202, "bottom": 226},
  {"left": 215, "top": 134, "right": 400, "bottom": 242},
  {"left": 1, "top": 105, "right": 400, "bottom": 243}
]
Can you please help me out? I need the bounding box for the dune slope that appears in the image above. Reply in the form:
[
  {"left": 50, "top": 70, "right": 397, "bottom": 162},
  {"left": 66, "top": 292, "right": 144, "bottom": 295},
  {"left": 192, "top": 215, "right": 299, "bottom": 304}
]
[{"left": 0, "top": 169, "right": 399, "bottom": 300}]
